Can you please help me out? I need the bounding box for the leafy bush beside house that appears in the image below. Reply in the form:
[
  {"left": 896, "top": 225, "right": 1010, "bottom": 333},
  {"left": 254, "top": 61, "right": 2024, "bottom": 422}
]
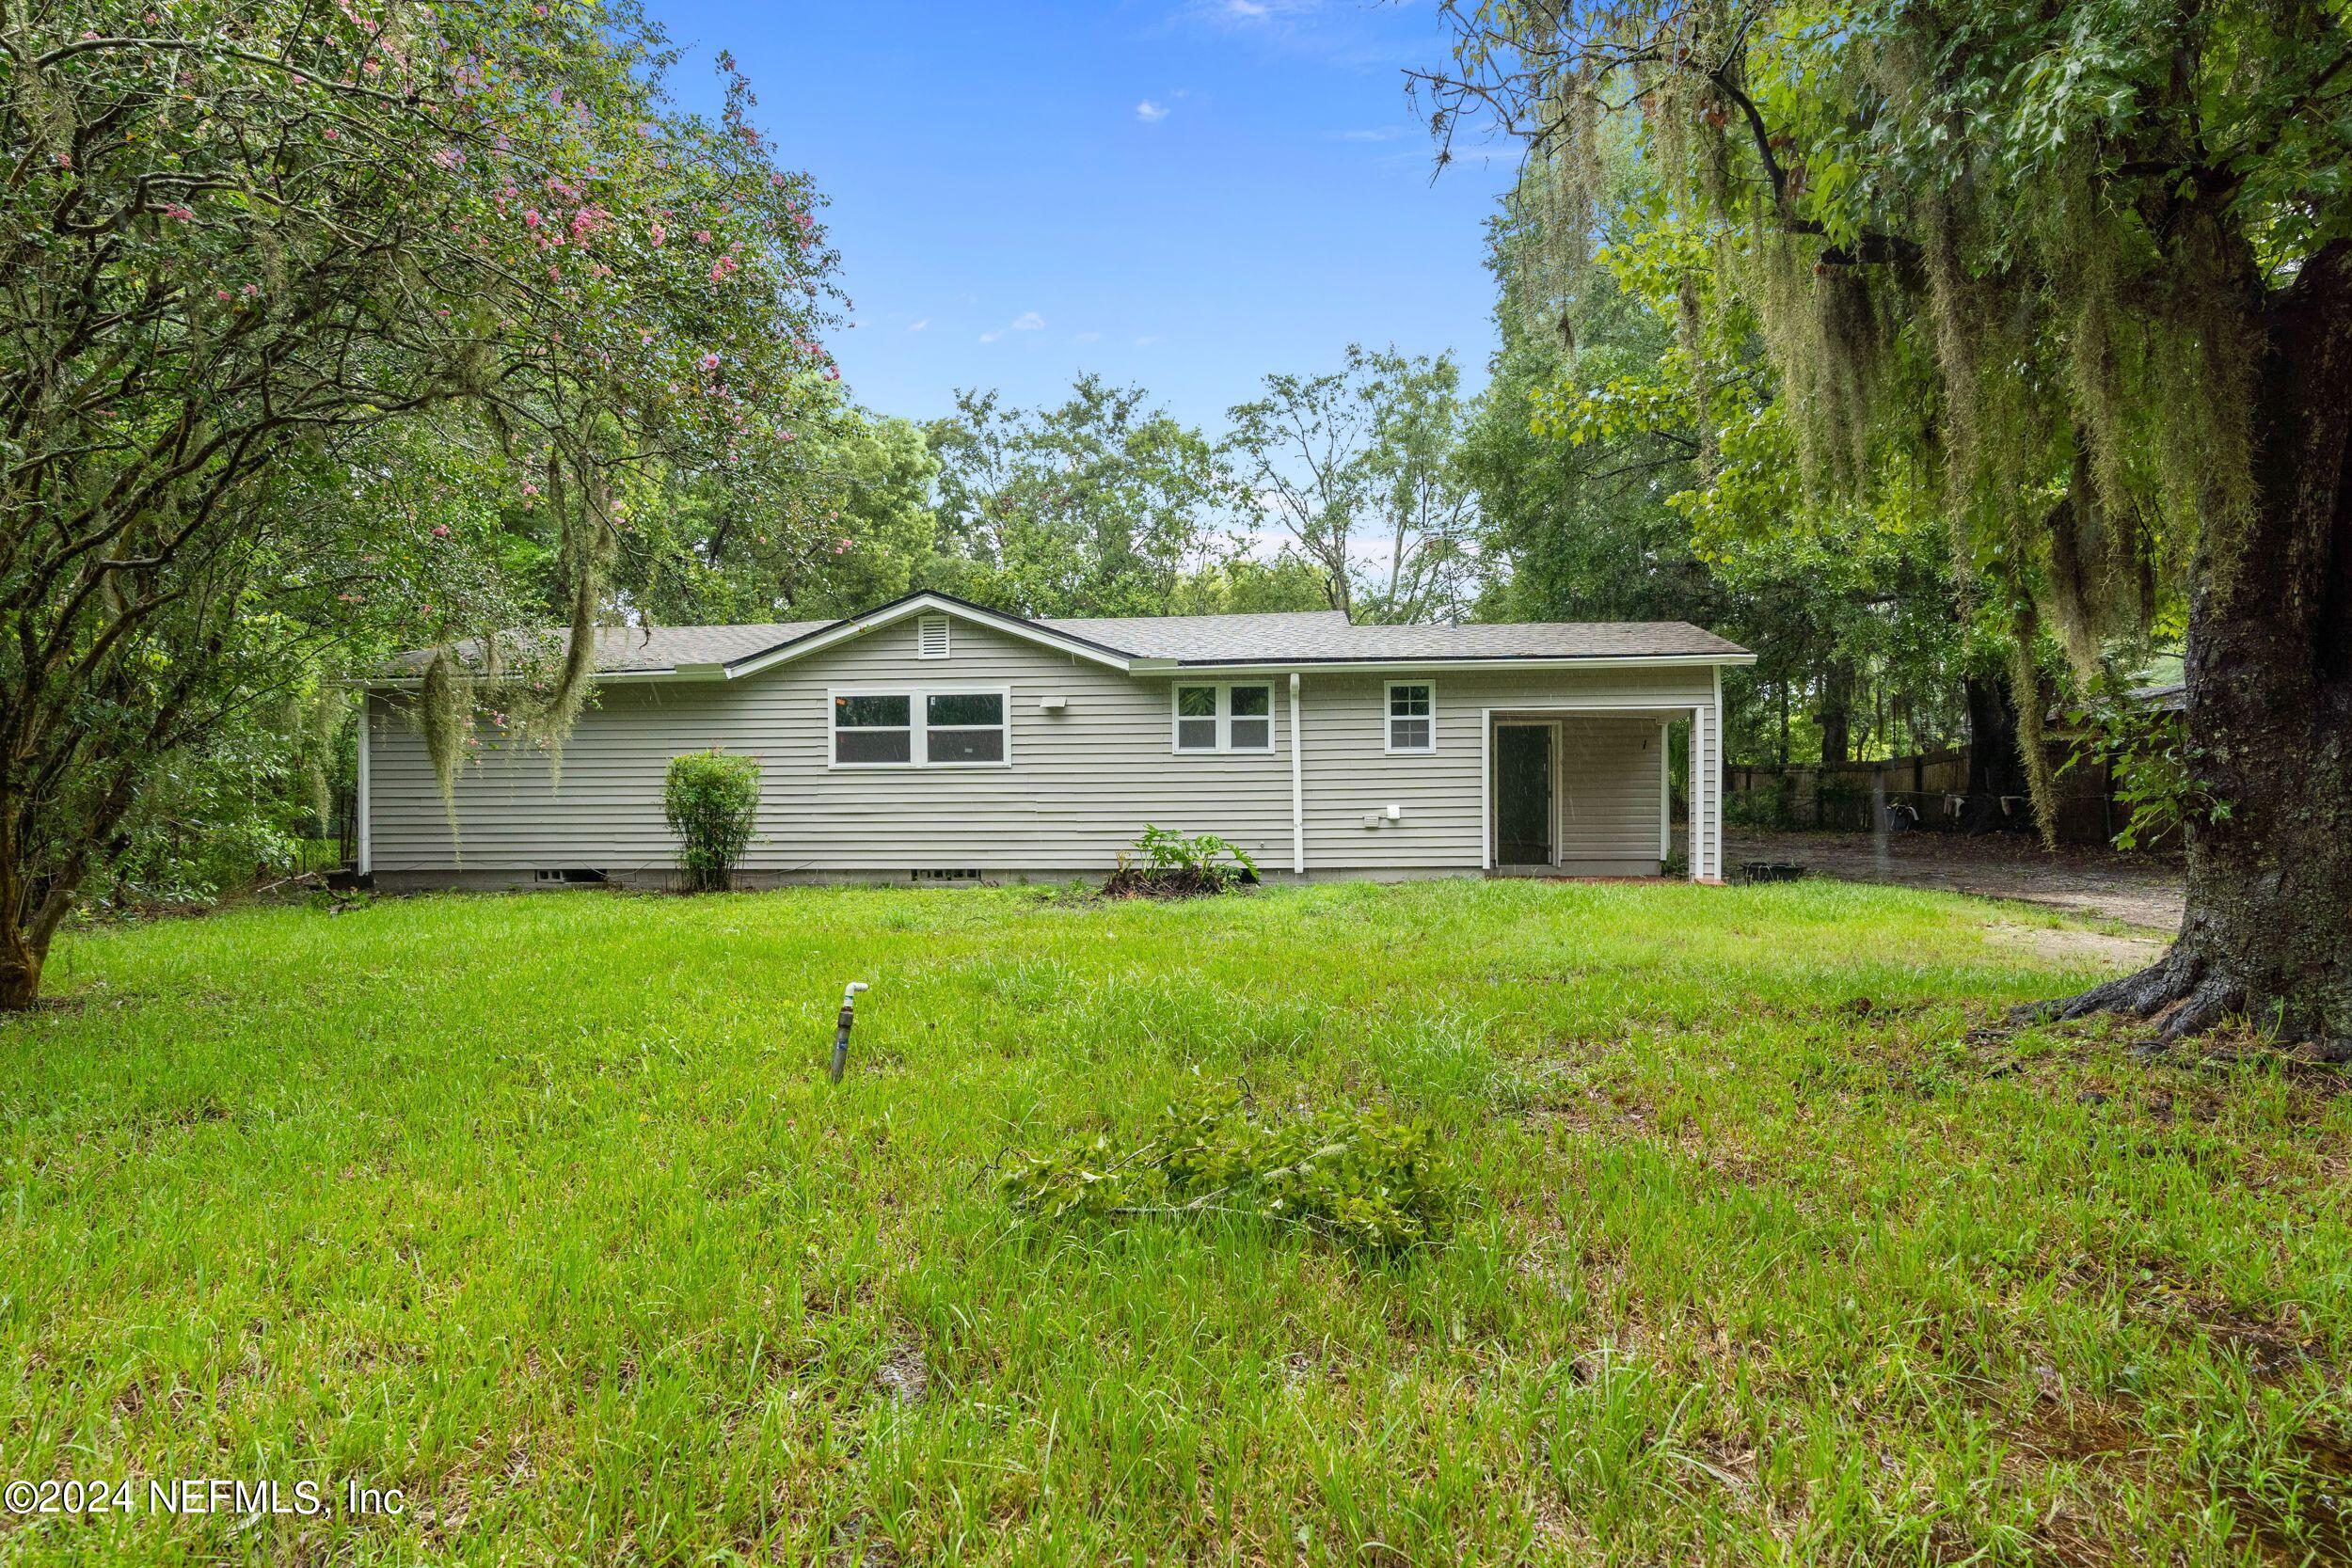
[
  {"left": 663, "top": 752, "right": 762, "bottom": 892},
  {"left": 1104, "top": 825, "right": 1259, "bottom": 897}
]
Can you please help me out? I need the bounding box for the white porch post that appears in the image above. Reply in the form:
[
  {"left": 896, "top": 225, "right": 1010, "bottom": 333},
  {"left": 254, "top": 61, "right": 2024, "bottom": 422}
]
[
  {"left": 1288, "top": 671, "right": 1304, "bottom": 876},
  {"left": 1479, "top": 709, "right": 1493, "bottom": 871},
  {"left": 1659, "top": 721, "right": 1671, "bottom": 865},
  {"left": 355, "top": 691, "right": 373, "bottom": 879},
  {"left": 1687, "top": 702, "right": 1702, "bottom": 882},
  {"left": 1708, "top": 665, "right": 1724, "bottom": 880}
]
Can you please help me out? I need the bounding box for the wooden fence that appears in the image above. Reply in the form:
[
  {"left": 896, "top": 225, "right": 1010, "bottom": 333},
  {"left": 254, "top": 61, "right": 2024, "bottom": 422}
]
[{"left": 1724, "top": 744, "right": 2130, "bottom": 846}]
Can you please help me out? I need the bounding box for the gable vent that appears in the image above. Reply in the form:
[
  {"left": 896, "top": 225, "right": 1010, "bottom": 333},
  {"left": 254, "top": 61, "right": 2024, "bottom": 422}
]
[{"left": 916, "top": 613, "right": 950, "bottom": 659}]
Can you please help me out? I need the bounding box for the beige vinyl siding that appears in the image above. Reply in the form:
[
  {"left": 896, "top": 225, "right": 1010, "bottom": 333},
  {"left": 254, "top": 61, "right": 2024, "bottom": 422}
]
[
  {"left": 1695, "top": 672, "right": 1724, "bottom": 879},
  {"left": 369, "top": 616, "right": 1298, "bottom": 877},
  {"left": 366, "top": 608, "right": 1731, "bottom": 881},
  {"left": 1555, "top": 718, "right": 1670, "bottom": 874},
  {"left": 1295, "top": 666, "right": 1711, "bottom": 873}
]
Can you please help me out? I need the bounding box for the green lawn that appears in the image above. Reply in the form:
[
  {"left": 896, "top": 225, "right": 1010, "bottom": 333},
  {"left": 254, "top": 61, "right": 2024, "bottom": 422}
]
[{"left": 3, "top": 881, "right": 2347, "bottom": 1564}]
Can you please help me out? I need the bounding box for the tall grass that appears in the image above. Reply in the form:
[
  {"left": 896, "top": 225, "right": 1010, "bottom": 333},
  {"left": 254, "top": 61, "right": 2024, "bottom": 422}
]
[{"left": 1, "top": 880, "right": 2344, "bottom": 1563}]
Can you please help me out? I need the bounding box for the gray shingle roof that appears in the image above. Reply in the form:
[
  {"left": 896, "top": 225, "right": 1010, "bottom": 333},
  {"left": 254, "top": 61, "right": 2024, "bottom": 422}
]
[
  {"left": 381, "top": 595, "right": 1746, "bottom": 679},
  {"left": 385, "top": 621, "right": 830, "bottom": 676},
  {"left": 1041, "top": 610, "right": 1743, "bottom": 663}
]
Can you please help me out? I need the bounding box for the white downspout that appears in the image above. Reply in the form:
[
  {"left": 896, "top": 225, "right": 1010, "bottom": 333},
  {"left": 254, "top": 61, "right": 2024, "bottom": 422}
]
[
  {"left": 356, "top": 691, "right": 373, "bottom": 879},
  {"left": 1289, "top": 671, "right": 1305, "bottom": 877}
]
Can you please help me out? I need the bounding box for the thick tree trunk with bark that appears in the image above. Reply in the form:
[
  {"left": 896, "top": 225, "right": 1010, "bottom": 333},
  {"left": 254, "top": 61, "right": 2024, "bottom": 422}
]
[
  {"left": 2041, "top": 243, "right": 2352, "bottom": 1049},
  {"left": 0, "top": 932, "right": 39, "bottom": 1012},
  {"left": 1819, "top": 659, "right": 1854, "bottom": 765},
  {"left": 1962, "top": 671, "right": 2027, "bottom": 833},
  {"left": 0, "top": 816, "right": 36, "bottom": 1010}
]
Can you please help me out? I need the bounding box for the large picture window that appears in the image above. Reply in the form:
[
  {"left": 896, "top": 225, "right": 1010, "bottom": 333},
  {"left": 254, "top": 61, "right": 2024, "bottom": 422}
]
[
  {"left": 1171, "top": 682, "right": 1275, "bottom": 754},
  {"left": 832, "top": 689, "right": 1009, "bottom": 767},
  {"left": 1386, "top": 681, "right": 1435, "bottom": 753}
]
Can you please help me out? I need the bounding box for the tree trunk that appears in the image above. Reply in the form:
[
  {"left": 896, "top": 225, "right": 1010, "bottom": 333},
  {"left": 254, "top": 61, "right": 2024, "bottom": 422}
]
[
  {"left": 0, "top": 848, "right": 43, "bottom": 1011},
  {"left": 1962, "top": 670, "right": 2026, "bottom": 833},
  {"left": 1819, "top": 659, "right": 1854, "bottom": 765},
  {"left": 0, "top": 932, "right": 40, "bottom": 1011},
  {"left": 2039, "top": 242, "right": 2352, "bottom": 1049}
]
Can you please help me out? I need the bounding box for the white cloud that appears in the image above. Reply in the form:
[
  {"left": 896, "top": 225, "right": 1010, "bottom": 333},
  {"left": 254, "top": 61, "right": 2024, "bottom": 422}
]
[
  {"left": 1198, "top": 0, "right": 1327, "bottom": 23},
  {"left": 1136, "top": 99, "right": 1169, "bottom": 123},
  {"left": 1134, "top": 334, "right": 1162, "bottom": 347},
  {"left": 1337, "top": 127, "right": 1406, "bottom": 142},
  {"left": 979, "top": 310, "right": 1047, "bottom": 343},
  {"left": 907, "top": 319, "right": 929, "bottom": 332},
  {"left": 1073, "top": 330, "right": 1103, "bottom": 344}
]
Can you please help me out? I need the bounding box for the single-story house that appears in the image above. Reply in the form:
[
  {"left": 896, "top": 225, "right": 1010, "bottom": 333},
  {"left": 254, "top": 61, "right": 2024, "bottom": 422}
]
[{"left": 358, "top": 591, "right": 1753, "bottom": 887}]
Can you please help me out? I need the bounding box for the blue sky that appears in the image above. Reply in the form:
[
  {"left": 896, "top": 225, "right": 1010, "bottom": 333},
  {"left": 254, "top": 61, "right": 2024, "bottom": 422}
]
[{"left": 645, "top": 0, "right": 1517, "bottom": 436}]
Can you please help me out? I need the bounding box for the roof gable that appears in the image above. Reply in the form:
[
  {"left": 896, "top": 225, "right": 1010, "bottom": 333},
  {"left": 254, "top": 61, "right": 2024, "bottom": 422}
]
[{"left": 717, "top": 592, "right": 1140, "bottom": 679}]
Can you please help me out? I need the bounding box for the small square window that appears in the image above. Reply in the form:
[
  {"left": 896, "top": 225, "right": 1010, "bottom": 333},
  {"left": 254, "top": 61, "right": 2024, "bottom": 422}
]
[
  {"left": 1387, "top": 683, "right": 1435, "bottom": 753},
  {"left": 1174, "top": 683, "right": 1275, "bottom": 753}
]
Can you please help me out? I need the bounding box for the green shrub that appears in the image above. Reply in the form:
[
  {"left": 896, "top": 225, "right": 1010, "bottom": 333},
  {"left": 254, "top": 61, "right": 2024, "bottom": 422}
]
[
  {"left": 663, "top": 751, "right": 761, "bottom": 892},
  {"left": 1104, "top": 824, "right": 1259, "bottom": 897},
  {"left": 1725, "top": 774, "right": 1798, "bottom": 831},
  {"left": 996, "top": 1082, "right": 1459, "bottom": 1253},
  {"left": 2061, "top": 696, "right": 2222, "bottom": 850}
]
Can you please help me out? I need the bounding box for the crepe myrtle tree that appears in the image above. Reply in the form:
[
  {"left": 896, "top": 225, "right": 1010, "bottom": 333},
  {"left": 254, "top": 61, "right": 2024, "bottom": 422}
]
[
  {"left": 1421, "top": 0, "right": 2352, "bottom": 1048},
  {"left": 0, "top": 0, "right": 843, "bottom": 1007}
]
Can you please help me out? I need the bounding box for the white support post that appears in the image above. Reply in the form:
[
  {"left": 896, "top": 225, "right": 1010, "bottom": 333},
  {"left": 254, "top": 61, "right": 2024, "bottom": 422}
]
[
  {"left": 1479, "top": 710, "right": 1493, "bottom": 871},
  {"left": 1659, "top": 721, "right": 1671, "bottom": 864},
  {"left": 1687, "top": 703, "right": 1703, "bottom": 882},
  {"left": 355, "top": 692, "right": 373, "bottom": 879},
  {"left": 1288, "top": 672, "right": 1304, "bottom": 877},
  {"left": 1708, "top": 666, "right": 1724, "bottom": 880}
]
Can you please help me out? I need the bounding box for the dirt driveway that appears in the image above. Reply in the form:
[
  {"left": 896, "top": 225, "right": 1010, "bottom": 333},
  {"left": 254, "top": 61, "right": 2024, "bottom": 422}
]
[{"left": 1726, "top": 829, "right": 2185, "bottom": 933}]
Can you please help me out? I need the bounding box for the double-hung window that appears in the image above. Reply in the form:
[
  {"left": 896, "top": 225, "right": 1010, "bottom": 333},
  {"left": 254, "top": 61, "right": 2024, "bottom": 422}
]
[
  {"left": 833, "top": 693, "right": 913, "bottom": 764},
  {"left": 1386, "top": 681, "right": 1435, "bottom": 753},
  {"left": 923, "top": 692, "right": 1006, "bottom": 763},
  {"left": 832, "top": 689, "right": 1009, "bottom": 767},
  {"left": 1172, "top": 682, "right": 1275, "bottom": 754}
]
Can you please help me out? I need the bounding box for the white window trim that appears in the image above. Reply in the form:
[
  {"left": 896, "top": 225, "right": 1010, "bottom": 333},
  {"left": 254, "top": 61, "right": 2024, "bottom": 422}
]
[
  {"left": 1169, "top": 680, "right": 1277, "bottom": 755},
  {"left": 828, "top": 685, "right": 1013, "bottom": 769},
  {"left": 1384, "top": 679, "right": 1438, "bottom": 755}
]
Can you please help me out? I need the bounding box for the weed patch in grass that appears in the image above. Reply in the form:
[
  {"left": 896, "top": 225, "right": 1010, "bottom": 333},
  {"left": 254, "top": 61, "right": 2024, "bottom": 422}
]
[{"left": 996, "top": 1081, "right": 1459, "bottom": 1252}]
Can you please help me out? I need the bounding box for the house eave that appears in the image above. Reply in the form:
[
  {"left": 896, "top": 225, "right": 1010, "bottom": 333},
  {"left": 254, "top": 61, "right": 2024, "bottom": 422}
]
[{"left": 1152, "top": 652, "right": 1756, "bottom": 675}]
